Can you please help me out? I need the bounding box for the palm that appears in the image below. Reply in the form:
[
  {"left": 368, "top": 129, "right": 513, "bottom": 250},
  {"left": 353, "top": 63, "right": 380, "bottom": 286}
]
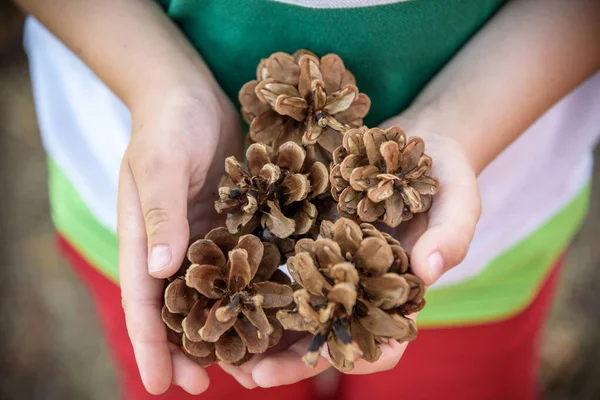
[{"left": 183, "top": 97, "right": 244, "bottom": 239}]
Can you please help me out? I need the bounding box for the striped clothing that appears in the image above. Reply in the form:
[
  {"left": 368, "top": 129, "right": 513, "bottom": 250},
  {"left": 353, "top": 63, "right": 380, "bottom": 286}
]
[{"left": 24, "top": 0, "right": 600, "bottom": 327}]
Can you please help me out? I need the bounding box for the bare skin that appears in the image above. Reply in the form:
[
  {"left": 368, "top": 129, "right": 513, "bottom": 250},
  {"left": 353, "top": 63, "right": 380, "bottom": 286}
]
[{"left": 15, "top": 0, "right": 600, "bottom": 394}]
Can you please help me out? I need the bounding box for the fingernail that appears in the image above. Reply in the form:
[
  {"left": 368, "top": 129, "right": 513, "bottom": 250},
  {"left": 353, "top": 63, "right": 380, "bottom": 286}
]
[
  {"left": 252, "top": 371, "right": 270, "bottom": 388},
  {"left": 252, "top": 367, "right": 273, "bottom": 388},
  {"left": 149, "top": 245, "right": 172, "bottom": 273},
  {"left": 427, "top": 252, "right": 444, "bottom": 284}
]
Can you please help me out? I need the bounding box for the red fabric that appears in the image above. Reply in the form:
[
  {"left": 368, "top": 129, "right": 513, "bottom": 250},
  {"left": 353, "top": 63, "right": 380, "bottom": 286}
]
[
  {"left": 336, "top": 259, "right": 562, "bottom": 400},
  {"left": 57, "top": 235, "right": 561, "bottom": 400},
  {"left": 57, "top": 236, "right": 314, "bottom": 400}
]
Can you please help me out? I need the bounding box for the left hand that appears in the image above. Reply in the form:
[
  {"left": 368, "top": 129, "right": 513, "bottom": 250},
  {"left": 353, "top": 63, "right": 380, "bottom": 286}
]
[{"left": 219, "top": 115, "right": 482, "bottom": 388}]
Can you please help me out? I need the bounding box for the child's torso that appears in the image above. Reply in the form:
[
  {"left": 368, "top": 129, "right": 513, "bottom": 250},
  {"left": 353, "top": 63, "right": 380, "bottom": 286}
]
[{"left": 24, "top": 0, "right": 600, "bottom": 326}]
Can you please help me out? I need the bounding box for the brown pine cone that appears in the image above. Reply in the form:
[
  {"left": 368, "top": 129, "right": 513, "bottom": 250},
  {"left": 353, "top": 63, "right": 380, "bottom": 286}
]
[
  {"left": 162, "top": 228, "right": 293, "bottom": 366},
  {"left": 330, "top": 126, "right": 440, "bottom": 227},
  {"left": 276, "top": 218, "right": 425, "bottom": 371},
  {"left": 239, "top": 50, "right": 370, "bottom": 163},
  {"left": 215, "top": 141, "right": 329, "bottom": 239}
]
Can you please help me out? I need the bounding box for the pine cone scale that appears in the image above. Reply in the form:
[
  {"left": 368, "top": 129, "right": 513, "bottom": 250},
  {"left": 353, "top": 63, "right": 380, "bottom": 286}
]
[
  {"left": 215, "top": 331, "right": 247, "bottom": 364},
  {"left": 162, "top": 305, "right": 184, "bottom": 333},
  {"left": 239, "top": 81, "right": 270, "bottom": 123},
  {"left": 252, "top": 281, "right": 294, "bottom": 308},
  {"left": 182, "top": 336, "right": 214, "bottom": 358},
  {"left": 233, "top": 317, "right": 270, "bottom": 354},
  {"left": 241, "top": 305, "right": 273, "bottom": 339},
  {"left": 287, "top": 253, "right": 332, "bottom": 296},
  {"left": 186, "top": 264, "right": 226, "bottom": 299},
  {"left": 351, "top": 317, "right": 381, "bottom": 362},
  {"left": 200, "top": 298, "right": 238, "bottom": 342},
  {"left": 358, "top": 301, "right": 412, "bottom": 338},
  {"left": 182, "top": 299, "right": 208, "bottom": 342},
  {"left": 328, "top": 337, "right": 362, "bottom": 372},
  {"left": 164, "top": 278, "right": 198, "bottom": 314},
  {"left": 262, "top": 52, "right": 300, "bottom": 84},
  {"left": 184, "top": 351, "right": 217, "bottom": 368},
  {"left": 249, "top": 110, "right": 287, "bottom": 143},
  {"left": 276, "top": 310, "right": 319, "bottom": 332},
  {"left": 252, "top": 242, "right": 282, "bottom": 283}
]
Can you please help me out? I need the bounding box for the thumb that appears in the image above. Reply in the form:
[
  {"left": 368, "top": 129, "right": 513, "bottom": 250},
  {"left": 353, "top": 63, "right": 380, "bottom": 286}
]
[
  {"left": 130, "top": 154, "right": 191, "bottom": 278},
  {"left": 409, "top": 159, "right": 481, "bottom": 286}
]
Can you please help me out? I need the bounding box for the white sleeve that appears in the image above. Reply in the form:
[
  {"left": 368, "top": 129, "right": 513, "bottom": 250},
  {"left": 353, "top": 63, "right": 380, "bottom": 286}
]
[{"left": 24, "top": 17, "right": 130, "bottom": 231}]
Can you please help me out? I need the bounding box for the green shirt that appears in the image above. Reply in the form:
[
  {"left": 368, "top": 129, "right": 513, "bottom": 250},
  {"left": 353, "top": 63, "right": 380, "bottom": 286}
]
[{"left": 160, "top": 0, "right": 506, "bottom": 125}]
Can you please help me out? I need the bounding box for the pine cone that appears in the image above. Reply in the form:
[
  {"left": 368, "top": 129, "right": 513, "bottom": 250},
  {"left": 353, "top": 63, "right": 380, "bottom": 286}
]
[
  {"left": 276, "top": 218, "right": 425, "bottom": 371},
  {"left": 215, "top": 141, "right": 329, "bottom": 239},
  {"left": 162, "top": 228, "right": 293, "bottom": 366},
  {"left": 330, "top": 127, "right": 440, "bottom": 228},
  {"left": 239, "top": 50, "right": 371, "bottom": 162}
]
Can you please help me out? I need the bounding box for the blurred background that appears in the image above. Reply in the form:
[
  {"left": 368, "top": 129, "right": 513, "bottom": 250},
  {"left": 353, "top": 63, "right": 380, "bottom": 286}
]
[{"left": 1, "top": 2, "right": 600, "bottom": 400}]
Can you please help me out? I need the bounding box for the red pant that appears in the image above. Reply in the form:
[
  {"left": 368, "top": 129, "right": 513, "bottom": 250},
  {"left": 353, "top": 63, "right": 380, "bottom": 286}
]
[{"left": 58, "top": 235, "right": 559, "bottom": 400}]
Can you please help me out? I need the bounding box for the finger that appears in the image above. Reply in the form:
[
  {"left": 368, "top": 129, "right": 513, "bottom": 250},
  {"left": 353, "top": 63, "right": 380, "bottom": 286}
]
[
  {"left": 346, "top": 339, "right": 408, "bottom": 375},
  {"left": 337, "top": 312, "right": 416, "bottom": 375},
  {"left": 118, "top": 164, "right": 173, "bottom": 394},
  {"left": 388, "top": 212, "right": 429, "bottom": 251},
  {"left": 410, "top": 145, "right": 481, "bottom": 285},
  {"left": 218, "top": 331, "right": 309, "bottom": 388},
  {"left": 219, "top": 362, "right": 258, "bottom": 389},
  {"left": 130, "top": 150, "right": 191, "bottom": 278},
  {"left": 252, "top": 336, "right": 331, "bottom": 388},
  {"left": 169, "top": 343, "right": 210, "bottom": 394}
]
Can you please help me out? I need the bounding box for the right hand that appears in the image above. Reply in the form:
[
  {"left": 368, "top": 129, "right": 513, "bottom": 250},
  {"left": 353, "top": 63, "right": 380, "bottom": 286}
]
[{"left": 117, "top": 84, "right": 243, "bottom": 395}]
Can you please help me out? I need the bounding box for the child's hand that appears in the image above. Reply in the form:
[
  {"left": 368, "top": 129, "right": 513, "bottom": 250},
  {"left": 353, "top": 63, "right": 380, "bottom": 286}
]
[
  {"left": 384, "top": 119, "right": 482, "bottom": 287},
  {"left": 218, "top": 118, "right": 481, "bottom": 388},
  {"left": 117, "top": 87, "right": 243, "bottom": 395}
]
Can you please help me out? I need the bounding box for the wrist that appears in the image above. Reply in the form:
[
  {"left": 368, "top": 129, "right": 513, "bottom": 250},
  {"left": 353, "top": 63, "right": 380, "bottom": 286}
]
[
  {"left": 128, "top": 67, "right": 219, "bottom": 108},
  {"left": 129, "top": 69, "right": 233, "bottom": 127},
  {"left": 396, "top": 99, "right": 486, "bottom": 175}
]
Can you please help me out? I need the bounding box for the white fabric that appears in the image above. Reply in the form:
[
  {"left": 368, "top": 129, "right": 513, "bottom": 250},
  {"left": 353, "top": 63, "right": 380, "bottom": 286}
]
[
  {"left": 439, "top": 81, "right": 598, "bottom": 286},
  {"left": 25, "top": 18, "right": 129, "bottom": 232},
  {"left": 269, "top": 0, "right": 409, "bottom": 8},
  {"left": 24, "top": 18, "right": 600, "bottom": 286}
]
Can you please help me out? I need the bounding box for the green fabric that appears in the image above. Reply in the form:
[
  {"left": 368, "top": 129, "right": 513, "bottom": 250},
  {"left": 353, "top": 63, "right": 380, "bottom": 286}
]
[
  {"left": 156, "top": 0, "right": 171, "bottom": 10},
  {"left": 49, "top": 158, "right": 589, "bottom": 325},
  {"left": 165, "top": 0, "right": 506, "bottom": 126},
  {"left": 48, "top": 160, "right": 119, "bottom": 283},
  {"left": 419, "top": 185, "right": 590, "bottom": 326}
]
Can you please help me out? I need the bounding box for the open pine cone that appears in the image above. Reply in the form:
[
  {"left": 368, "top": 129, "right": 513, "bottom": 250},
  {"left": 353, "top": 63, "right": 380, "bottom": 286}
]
[
  {"left": 215, "top": 141, "right": 329, "bottom": 239},
  {"left": 161, "top": 228, "right": 293, "bottom": 366},
  {"left": 239, "top": 50, "right": 370, "bottom": 162},
  {"left": 330, "top": 126, "right": 440, "bottom": 227},
  {"left": 276, "top": 218, "right": 425, "bottom": 371}
]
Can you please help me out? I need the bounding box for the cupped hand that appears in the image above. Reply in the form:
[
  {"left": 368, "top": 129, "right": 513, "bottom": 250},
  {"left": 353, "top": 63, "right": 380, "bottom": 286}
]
[
  {"left": 117, "top": 86, "right": 243, "bottom": 395},
  {"left": 219, "top": 115, "right": 481, "bottom": 388},
  {"left": 383, "top": 116, "right": 482, "bottom": 286}
]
